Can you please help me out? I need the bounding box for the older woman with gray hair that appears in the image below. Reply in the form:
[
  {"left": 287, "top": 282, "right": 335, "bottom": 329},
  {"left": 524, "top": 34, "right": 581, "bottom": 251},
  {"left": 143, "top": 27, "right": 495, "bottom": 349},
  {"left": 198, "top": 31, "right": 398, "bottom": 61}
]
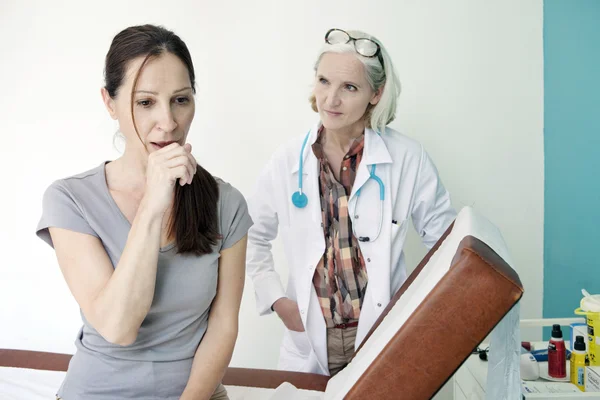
[{"left": 246, "top": 28, "right": 456, "bottom": 376}]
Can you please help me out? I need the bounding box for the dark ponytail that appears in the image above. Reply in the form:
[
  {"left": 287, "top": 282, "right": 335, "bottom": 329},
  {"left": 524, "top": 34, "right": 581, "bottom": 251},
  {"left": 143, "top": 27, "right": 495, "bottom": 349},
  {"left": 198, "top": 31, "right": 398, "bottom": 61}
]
[
  {"left": 171, "top": 165, "right": 220, "bottom": 255},
  {"left": 105, "top": 24, "right": 220, "bottom": 255}
]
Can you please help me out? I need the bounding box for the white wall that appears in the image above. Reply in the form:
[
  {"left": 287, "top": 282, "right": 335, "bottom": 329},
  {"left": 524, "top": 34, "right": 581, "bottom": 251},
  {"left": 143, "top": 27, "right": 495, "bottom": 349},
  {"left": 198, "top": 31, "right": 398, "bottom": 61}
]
[{"left": 0, "top": 0, "right": 544, "bottom": 371}]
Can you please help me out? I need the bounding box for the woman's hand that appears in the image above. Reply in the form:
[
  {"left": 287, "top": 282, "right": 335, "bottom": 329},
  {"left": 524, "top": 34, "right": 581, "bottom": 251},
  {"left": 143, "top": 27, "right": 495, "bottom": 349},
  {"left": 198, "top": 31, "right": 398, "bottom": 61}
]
[{"left": 143, "top": 142, "right": 196, "bottom": 214}]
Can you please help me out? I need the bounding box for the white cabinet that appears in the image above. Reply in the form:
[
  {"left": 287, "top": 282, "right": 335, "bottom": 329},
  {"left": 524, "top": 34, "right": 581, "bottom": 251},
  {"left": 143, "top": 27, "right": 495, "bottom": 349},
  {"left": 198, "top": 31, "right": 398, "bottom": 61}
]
[{"left": 454, "top": 351, "right": 600, "bottom": 399}]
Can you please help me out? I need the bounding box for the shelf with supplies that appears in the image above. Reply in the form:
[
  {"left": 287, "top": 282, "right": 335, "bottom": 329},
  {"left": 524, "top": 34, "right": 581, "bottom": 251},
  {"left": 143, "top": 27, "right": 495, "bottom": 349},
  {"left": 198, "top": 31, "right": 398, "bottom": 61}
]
[{"left": 454, "top": 318, "right": 600, "bottom": 399}]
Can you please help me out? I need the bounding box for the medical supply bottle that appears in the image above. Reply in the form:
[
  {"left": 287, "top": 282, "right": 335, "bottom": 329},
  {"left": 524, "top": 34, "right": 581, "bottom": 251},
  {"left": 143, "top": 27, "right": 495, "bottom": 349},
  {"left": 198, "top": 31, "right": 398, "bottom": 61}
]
[
  {"left": 548, "top": 324, "right": 566, "bottom": 378},
  {"left": 570, "top": 335, "right": 587, "bottom": 391}
]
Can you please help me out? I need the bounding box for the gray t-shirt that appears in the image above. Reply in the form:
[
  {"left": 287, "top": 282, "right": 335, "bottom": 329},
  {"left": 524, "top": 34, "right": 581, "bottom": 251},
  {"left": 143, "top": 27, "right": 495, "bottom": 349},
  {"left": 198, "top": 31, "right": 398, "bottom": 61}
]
[{"left": 36, "top": 162, "right": 253, "bottom": 400}]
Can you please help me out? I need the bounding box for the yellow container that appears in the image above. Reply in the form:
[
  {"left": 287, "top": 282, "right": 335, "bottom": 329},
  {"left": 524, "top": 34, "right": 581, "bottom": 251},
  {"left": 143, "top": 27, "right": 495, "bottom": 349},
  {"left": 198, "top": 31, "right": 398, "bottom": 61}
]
[
  {"left": 575, "top": 307, "right": 600, "bottom": 366},
  {"left": 570, "top": 340, "right": 587, "bottom": 391}
]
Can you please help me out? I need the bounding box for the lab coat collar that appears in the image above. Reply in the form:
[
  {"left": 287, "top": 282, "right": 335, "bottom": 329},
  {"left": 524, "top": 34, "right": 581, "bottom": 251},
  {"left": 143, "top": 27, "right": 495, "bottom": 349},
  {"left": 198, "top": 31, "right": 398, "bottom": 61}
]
[{"left": 291, "top": 123, "right": 392, "bottom": 175}]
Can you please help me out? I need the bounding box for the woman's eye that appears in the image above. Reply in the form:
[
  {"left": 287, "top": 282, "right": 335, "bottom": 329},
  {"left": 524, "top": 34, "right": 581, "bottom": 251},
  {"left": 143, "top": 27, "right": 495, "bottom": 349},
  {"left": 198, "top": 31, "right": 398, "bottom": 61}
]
[
  {"left": 137, "top": 99, "right": 153, "bottom": 107},
  {"left": 345, "top": 84, "right": 357, "bottom": 92},
  {"left": 175, "top": 97, "right": 190, "bottom": 104}
]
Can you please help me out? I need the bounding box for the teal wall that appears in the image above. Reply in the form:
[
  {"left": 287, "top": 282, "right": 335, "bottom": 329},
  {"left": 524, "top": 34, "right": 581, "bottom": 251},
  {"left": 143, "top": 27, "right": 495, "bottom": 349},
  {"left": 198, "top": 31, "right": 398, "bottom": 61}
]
[{"left": 544, "top": 0, "right": 600, "bottom": 324}]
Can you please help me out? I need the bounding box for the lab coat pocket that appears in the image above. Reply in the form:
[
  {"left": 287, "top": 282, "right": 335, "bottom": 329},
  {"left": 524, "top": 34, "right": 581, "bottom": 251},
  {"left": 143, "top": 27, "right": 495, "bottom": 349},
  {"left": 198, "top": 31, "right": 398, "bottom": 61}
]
[
  {"left": 390, "top": 219, "right": 408, "bottom": 264},
  {"left": 284, "top": 329, "right": 312, "bottom": 358},
  {"left": 390, "top": 219, "right": 408, "bottom": 245}
]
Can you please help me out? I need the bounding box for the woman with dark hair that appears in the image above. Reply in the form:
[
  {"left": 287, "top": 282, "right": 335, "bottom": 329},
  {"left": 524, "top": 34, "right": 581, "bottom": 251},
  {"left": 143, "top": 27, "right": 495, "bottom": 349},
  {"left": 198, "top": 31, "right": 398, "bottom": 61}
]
[{"left": 36, "top": 24, "right": 251, "bottom": 400}]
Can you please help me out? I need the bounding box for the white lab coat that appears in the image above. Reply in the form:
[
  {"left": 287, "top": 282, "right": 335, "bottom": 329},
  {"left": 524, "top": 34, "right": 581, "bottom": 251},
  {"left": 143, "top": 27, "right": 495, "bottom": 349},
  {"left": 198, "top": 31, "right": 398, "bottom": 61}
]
[{"left": 246, "top": 122, "right": 456, "bottom": 375}]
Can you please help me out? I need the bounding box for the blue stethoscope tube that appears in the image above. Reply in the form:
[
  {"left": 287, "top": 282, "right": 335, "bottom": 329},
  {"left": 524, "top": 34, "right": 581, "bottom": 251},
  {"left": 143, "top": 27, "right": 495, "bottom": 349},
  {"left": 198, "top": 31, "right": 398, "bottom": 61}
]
[{"left": 292, "top": 130, "right": 384, "bottom": 242}]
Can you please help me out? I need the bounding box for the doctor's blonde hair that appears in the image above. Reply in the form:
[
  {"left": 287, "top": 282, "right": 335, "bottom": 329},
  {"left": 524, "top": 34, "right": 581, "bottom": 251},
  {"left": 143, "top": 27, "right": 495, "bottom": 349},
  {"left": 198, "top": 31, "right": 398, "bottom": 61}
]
[{"left": 309, "top": 30, "right": 401, "bottom": 134}]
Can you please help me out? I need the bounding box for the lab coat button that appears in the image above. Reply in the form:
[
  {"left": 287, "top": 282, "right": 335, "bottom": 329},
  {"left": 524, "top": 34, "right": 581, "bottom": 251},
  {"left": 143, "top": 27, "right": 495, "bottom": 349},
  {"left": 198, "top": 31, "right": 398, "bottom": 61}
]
[
  {"left": 367, "top": 258, "right": 371, "bottom": 262},
  {"left": 377, "top": 303, "right": 382, "bottom": 307},
  {"left": 355, "top": 215, "right": 359, "bottom": 219},
  {"left": 300, "top": 309, "right": 305, "bottom": 314}
]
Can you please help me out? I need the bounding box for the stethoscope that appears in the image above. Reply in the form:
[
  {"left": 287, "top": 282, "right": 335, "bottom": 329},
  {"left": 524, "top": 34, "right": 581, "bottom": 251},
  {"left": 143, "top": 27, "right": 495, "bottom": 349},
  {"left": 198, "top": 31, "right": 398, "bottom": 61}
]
[{"left": 291, "top": 130, "right": 385, "bottom": 242}]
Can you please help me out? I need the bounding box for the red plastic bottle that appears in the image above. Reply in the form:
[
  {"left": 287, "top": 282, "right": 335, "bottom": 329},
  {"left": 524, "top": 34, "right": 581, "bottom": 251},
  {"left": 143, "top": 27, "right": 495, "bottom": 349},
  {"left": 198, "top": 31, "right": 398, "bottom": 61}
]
[{"left": 548, "top": 324, "right": 566, "bottom": 378}]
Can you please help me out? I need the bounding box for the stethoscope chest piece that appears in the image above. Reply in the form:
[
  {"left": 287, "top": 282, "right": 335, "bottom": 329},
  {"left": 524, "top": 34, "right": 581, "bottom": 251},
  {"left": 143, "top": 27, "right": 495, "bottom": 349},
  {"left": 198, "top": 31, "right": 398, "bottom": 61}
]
[{"left": 292, "top": 191, "right": 308, "bottom": 208}]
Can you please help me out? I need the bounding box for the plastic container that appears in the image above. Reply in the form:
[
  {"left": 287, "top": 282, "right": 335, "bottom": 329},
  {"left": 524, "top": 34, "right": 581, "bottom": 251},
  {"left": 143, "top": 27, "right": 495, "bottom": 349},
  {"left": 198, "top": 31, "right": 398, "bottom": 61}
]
[
  {"left": 548, "top": 324, "right": 566, "bottom": 379},
  {"left": 570, "top": 335, "right": 587, "bottom": 391},
  {"left": 575, "top": 293, "right": 600, "bottom": 366}
]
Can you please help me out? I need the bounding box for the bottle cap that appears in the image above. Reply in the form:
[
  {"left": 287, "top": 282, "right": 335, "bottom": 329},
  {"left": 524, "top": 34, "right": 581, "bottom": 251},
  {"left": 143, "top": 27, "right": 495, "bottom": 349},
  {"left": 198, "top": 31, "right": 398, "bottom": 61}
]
[
  {"left": 551, "top": 324, "right": 563, "bottom": 339},
  {"left": 574, "top": 335, "right": 586, "bottom": 351}
]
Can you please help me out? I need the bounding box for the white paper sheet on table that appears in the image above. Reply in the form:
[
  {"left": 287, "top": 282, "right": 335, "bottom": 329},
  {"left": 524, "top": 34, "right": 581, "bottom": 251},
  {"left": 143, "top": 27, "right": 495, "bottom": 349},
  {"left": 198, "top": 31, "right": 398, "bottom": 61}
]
[
  {"left": 0, "top": 366, "right": 66, "bottom": 400},
  {"left": 266, "top": 382, "right": 323, "bottom": 400},
  {"left": 0, "top": 367, "right": 325, "bottom": 400}
]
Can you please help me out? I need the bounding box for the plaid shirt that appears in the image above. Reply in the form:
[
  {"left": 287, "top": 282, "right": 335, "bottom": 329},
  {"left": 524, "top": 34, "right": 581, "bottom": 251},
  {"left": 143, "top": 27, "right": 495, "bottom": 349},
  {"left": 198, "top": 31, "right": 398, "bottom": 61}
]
[{"left": 311, "top": 128, "right": 369, "bottom": 328}]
